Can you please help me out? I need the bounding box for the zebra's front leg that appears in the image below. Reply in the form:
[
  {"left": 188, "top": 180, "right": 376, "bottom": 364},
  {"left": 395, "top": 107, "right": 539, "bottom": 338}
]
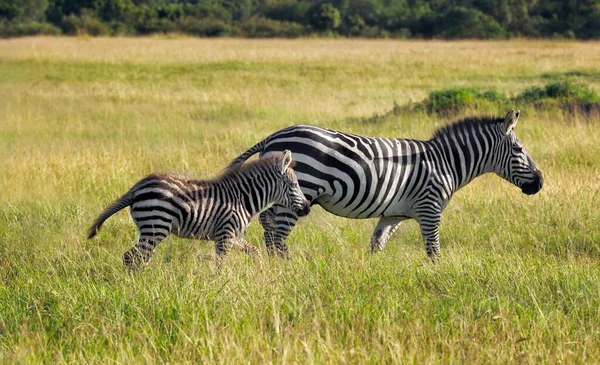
[
  {"left": 370, "top": 217, "right": 403, "bottom": 253},
  {"left": 417, "top": 215, "right": 442, "bottom": 262},
  {"left": 261, "top": 205, "right": 299, "bottom": 258},
  {"left": 214, "top": 234, "right": 235, "bottom": 271},
  {"left": 259, "top": 208, "right": 277, "bottom": 256},
  {"left": 232, "top": 237, "right": 261, "bottom": 259}
]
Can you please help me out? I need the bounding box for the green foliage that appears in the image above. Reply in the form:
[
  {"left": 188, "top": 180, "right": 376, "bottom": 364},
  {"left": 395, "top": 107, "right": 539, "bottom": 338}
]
[
  {"left": 340, "top": 13, "right": 365, "bottom": 36},
  {"left": 178, "top": 16, "right": 231, "bottom": 37},
  {"left": 136, "top": 17, "right": 176, "bottom": 34},
  {"left": 435, "top": 7, "right": 509, "bottom": 39},
  {"left": 404, "top": 80, "right": 599, "bottom": 115},
  {"left": 61, "top": 10, "right": 112, "bottom": 36},
  {"left": 0, "top": 0, "right": 21, "bottom": 21},
  {"left": 308, "top": 3, "right": 341, "bottom": 31},
  {"left": 183, "top": 3, "right": 232, "bottom": 23},
  {"left": 261, "top": 0, "right": 312, "bottom": 24},
  {"left": 516, "top": 80, "right": 600, "bottom": 105},
  {"left": 0, "top": 0, "right": 598, "bottom": 39},
  {"left": 240, "top": 17, "right": 305, "bottom": 38},
  {"left": 0, "top": 20, "right": 60, "bottom": 36},
  {"left": 413, "top": 87, "right": 509, "bottom": 114}
]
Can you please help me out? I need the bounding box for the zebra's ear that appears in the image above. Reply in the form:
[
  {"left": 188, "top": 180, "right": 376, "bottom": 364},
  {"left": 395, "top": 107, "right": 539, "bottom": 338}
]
[
  {"left": 281, "top": 150, "right": 293, "bottom": 173},
  {"left": 503, "top": 109, "right": 520, "bottom": 135}
]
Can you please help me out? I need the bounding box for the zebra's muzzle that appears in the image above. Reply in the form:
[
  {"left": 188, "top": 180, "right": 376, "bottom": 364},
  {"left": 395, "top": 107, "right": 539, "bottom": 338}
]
[
  {"left": 296, "top": 204, "right": 311, "bottom": 217},
  {"left": 521, "top": 171, "right": 544, "bottom": 195}
]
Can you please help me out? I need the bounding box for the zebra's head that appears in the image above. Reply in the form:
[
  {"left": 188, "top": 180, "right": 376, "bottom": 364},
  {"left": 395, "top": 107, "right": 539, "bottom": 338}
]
[
  {"left": 493, "top": 110, "right": 544, "bottom": 195},
  {"left": 275, "top": 150, "right": 311, "bottom": 217}
]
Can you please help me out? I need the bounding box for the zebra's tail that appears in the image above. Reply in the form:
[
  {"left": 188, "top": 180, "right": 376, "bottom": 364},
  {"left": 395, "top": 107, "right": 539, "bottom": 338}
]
[
  {"left": 226, "top": 139, "right": 267, "bottom": 170},
  {"left": 88, "top": 192, "right": 134, "bottom": 239}
]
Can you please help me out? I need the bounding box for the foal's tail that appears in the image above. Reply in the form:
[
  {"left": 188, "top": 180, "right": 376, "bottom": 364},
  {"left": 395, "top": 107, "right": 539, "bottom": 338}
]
[{"left": 88, "top": 192, "right": 134, "bottom": 239}]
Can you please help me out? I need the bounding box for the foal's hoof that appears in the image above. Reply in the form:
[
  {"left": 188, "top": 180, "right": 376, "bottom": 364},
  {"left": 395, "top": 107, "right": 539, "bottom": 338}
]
[
  {"left": 123, "top": 248, "right": 146, "bottom": 271},
  {"left": 427, "top": 252, "right": 441, "bottom": 264}
]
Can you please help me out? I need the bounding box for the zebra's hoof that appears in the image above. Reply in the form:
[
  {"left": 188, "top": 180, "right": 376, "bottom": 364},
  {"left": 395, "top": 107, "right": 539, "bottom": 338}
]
[
  {"left": 427, "top": 252, "right": 441, "bottom": 264},
  {"left": 276, "top": 249, "right": 290, "bottom": 259},
  {"left": 123, "top": 248, "right": 146, "bottom": 271},
  {"left": 244, "top": 246, "right": 262, "bottom": 259},
  {"left": 370, "top": 246, "right": 383, "bottom": 254},
  {"left": 265, "top": 246, "right": 278, "bottom": 257}
]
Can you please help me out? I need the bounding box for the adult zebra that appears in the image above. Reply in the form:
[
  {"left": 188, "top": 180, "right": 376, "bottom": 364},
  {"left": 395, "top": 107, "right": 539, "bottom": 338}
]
[{"left": 228, "top": 110, "right": 543, "bottom": 259}]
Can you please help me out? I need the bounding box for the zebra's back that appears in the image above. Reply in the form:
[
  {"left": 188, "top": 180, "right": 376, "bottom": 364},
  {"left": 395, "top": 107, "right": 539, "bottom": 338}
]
[
  {"left": 129, "top": 173, "right": 226, "bottom": 241},
  {"left": 261, "top": 125, "right": 433, "bottom": 219}
]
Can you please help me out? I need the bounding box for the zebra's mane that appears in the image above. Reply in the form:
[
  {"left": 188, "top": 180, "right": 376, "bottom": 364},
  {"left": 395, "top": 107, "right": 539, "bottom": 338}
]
[
  {"left": 216, "top": 152, "right": 288, "bottom": 180},
  {"left": 430, "top": 115, "right": 504, "bottom": 140}
]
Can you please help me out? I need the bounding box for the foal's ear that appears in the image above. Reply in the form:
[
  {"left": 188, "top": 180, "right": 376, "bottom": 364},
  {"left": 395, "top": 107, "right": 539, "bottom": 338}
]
[
  {"left": 503, "top": 109, "right": 520, "bottom": 135},
  {"left": 281, "top": 150, "right": 293, "bottom": 173}
]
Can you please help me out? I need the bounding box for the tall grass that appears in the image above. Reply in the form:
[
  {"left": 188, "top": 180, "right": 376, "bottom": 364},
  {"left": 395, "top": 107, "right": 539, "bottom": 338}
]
[{"left": 1, "top": 38, "right": 599, "bottom": 363}]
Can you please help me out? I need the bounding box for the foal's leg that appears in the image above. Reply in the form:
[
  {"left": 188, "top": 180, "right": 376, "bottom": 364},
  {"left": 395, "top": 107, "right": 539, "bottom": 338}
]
[
  {"left": 261, "top": 205, "right": 300, "bottom": 257},
  {"left": 259, "top": 208, "right": 277, "bottom": 255},
  {"left": 123, "top": 233, "right": 166, "bottom": 270},
  {"left": 233, "top": 237, "right": 261, "bottom": 258}
]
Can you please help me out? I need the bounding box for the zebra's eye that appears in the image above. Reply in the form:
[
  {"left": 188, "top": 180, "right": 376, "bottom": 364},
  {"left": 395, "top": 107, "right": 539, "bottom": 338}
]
[{"left": 513, "top": 146, "right": 523, "bottom": 153}]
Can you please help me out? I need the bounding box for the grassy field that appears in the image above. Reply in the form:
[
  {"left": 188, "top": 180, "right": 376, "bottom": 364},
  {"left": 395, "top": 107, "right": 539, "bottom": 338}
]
[{"left": 1, "top": 37, "right": 599, "bottom": 363}]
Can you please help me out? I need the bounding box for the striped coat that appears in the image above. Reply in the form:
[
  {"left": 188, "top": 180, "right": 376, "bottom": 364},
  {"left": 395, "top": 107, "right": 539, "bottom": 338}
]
[{"left": 88, "top": 151, "right": 310, "bottom": 268}]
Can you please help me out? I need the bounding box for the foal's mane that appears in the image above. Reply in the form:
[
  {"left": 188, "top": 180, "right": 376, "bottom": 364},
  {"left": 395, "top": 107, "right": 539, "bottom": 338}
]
[{"left": 217, "top": 152, "right": 287, "bottom": 180}]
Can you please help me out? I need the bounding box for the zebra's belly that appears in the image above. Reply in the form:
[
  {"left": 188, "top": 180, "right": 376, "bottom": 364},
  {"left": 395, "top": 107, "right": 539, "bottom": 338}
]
[
  {"left": 172, "top": 220, "right": 214, "bottom": 241},
  {"left": 316, "top": 194, "right": 415, "bottom": 219},
  {"left": 175, "top": 230, "right": 211, "bottom": 241}
]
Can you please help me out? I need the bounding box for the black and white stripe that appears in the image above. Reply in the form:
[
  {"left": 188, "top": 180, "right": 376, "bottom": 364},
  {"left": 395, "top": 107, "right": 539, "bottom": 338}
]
[
  {"left": 228, "top": 110, "right": 543, "bottom": 259},
  {"left": 88, "top": 151, "right": 310, "bottom": 268}
]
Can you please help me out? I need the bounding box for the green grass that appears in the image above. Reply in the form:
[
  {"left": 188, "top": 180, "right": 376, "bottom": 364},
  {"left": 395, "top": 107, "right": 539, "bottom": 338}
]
[{"left": 1, "top": 38, "right": 600, "bottom": 363}]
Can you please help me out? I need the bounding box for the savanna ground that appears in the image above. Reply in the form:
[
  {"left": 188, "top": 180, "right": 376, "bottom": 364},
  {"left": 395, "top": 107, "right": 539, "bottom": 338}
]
[{"left": 1, "top": 37, "right": 600, "bottom": 363}]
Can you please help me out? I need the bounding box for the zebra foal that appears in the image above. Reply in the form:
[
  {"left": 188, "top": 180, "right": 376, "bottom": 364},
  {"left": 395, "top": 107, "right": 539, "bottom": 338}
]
[
  {"left": 229, "top": 110, "right": 543, "bottom": 260},
  {"left": 88, "top": 150, "right": 310, "bottom": 269}
]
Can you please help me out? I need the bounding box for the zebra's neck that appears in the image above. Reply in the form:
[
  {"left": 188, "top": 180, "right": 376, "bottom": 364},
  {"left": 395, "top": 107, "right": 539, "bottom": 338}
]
[
  {"left": 429, "top": 126, "right": 498, "bottom": 192},
  {"left": 219, "top": 166, "right": 276, "bottom": 216}
]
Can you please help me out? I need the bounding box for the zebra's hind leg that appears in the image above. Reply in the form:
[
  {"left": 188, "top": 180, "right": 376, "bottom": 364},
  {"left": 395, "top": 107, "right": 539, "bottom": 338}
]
[
  {"left": 370, "top": 217, "right": 403, "bottom": 253},
  {"left": 124, "top": 235, "right": 165, "bottom": 270}
]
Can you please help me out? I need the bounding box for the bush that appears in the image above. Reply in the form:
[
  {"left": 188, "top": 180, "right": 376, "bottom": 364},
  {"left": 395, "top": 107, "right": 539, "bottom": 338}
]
[
  {"left": 402, "top": 81, "right": 599, "bottom": 115},
  {"left": 359, "top": 25, "right": 386, "bottom": 38},
  {"left": 394, "top": 27, "right": 411, "bottom": 39},
  {"left": 279, "top": 21, "right": 305, "bottom": 38},
  {"left": 340, "top": 14, "right": 365, "bottom": 36},
  {"left": 109, "top": 21, "right": 134, "bottom": 36},
  {"left": 435, "top": 7, "right": 509, "bottom": 39},
  {"left": 261, "top": 0, "right": 312, "bottom": 24},
  {"left": 0, "top": 20, "right": 61, "bottom": 37},
  {"left": 308, "top": 3, "right": 341, "bottom": 31},
  {"left": 183, "top": 3, "right": 232, "bottom": 22},
  {"left": 544, "top": 81, "right": 599, "bottom": 102},
  {"left": 178, "top": 17, "right": 231, "bottom": 37},
  {"left": 419, "top": 87, "right": 509, "bottom": 114},
  {"left": 240, "top": 17, "right": 304, "bottom": 38},
  {"left": 515, "top": 80, "right": 600, "bottom": 106},
  {"left": 137, "top": 18, "right": 176, "bottom": 34},
  {"left": 61, "top": 12, "right": 111, "bottom": 36},
  {"left": 426, "top": 88, "right": 478, "bottom": 113}
]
